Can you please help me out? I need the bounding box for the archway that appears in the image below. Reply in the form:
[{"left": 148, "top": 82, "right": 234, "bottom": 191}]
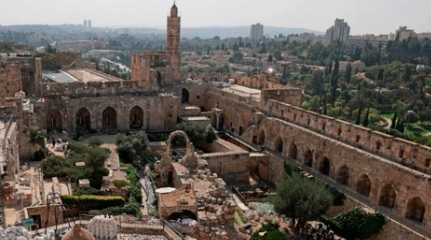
[
  {"left": 130, "top": 106, "right": 144, "bottom": 130},
  {"left": 47, "top": 111, "right": 62, "bottom": 132},
  {"left": 275, "top": 137, "right": 284, "bottom": 155},
  {"left": 76, "top": 108, "right": 91, "bottom": 132},
  {"left": 405, "top": 197, "right": 426, "bottom": 223},
  {"left": 379, "top": 184, "right": 397, "bottom": 209},
  {"left": 167, "top": 210, "right": 197, "bottom": 221},
  {"left": 181, "top": 88, "right": 190, "bottom": 104},
  {"left": 156, "top": 71, "right": 162, "bottom": 87},
  {"left": 304, "top": 150, "right": 313, "bottom": 167},
  {"left": 356, "top": 174, "right": 371, "bottom": 197},
  {"left": 166, "top": 130, "right": 192, "bottom": 162},
  {"left": 102, "top": 107, "right": 117, "bottom": 130},
  {"left": 336, "top": 165, "right": 350, "bottom": 185},
  {"left": 319, "top": 157, "right": 331, "bottom": 176},
  {"left": 258, "top": 130, "right": 266, "bottom": 146},
  {"left": 289, "top": 143, "right": 298, "bottom": 160}
]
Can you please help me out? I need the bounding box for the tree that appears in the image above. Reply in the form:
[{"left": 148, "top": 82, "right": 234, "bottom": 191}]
[
  {"left": 176, "top": 122, "right": 217, "bottom": 149},
  {"left": 116, "top": 132, "right": 155, "bottom": 169},
  {"left": 344, "top": 63, "right": 352, "bottom": 83},
  {"left": 272, "top": 173, "right": 333, "bottom": 233},
  {"left": 251, "top": 223, "right": 289, "bottom": 240}
]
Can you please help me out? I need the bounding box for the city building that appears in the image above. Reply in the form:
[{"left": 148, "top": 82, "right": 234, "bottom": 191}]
[
  {"left": 250, "top": 23, "right": 264, "bottom": 41},
  {"left": 325, "top": 18, "right": 350, "bottom": 43}
]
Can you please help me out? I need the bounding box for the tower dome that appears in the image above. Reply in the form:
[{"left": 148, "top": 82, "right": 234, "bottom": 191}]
[{"left": 62, "top": 225, "right": 95, "bottom": 240}]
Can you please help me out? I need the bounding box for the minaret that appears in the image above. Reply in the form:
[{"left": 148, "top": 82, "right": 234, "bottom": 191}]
[{"left": 167, "top": 2, "right": 181, "bottom": 82}]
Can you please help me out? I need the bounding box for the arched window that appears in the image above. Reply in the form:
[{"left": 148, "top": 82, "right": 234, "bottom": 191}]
[
  {"left": 47, "top": 110, "right": 62, "bottom": 132},
  {"left": 258, "top": 130, "right": 266, "bottom": 146},
  {"left": 76, "top": 108, "right": 91, "bottom": 132},
  {"left": 405, "top": 197, "right": 426, "bottom": 223},
  {"left": 102, "top": 107, "right": 117, "bottom": 130},
  {"left": 275, "top": 137, "right": 284, "bottom": 155},
  {"left": 336, "top": 165, "right": 350, "bottom": 185},
  {"left": 304, "top": 150, "right": 313, "bottom": 167},
  {"left": 379, "top": 184, "right": 397, "bottom": 209},
  {"left": 319, "top": 157, "right": 331, "bottom": 176},
  {"left": 356, "top": 174, "right": 371, "bottom": 197},
  {"left": 130, "top": 106, "right": 144, "bottom": 130},
  {"left": 181, "top": 88, "right": 190, "bottom": 104},
  {"left": 289, "top": 143, "right": 298, "bottom": 160}
]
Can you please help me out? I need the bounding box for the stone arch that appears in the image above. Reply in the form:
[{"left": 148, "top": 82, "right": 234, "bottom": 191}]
[
  {"left": 76, "top": 108, "right": 91, "bottom": 132},
  {"left": 129, "top": 106, "right": 144, "bottom": 130},
  {"left": 156, "top": 71, "right": 163, "bottom": 87},
  {"left": 258, "top": 129, "right": 266, "bottom": 146},
  {"left": 379, "top": 184, "right": 397, "bottom": 209},
  {"left": 102, "top": 107, "right": 117, "bottom": 130},
  {"left": 405, "top": 197, "right": 426, "bottom": 223},
  {"left": 181, "top": 88, "right": 190, "bottom": 104},
  {"left": 289, "top": 143, "right": 298, "bottom": 160},
  {"left": 304, "top": 149, "right": 313, "bottom": 167},
  {"left": 336, "top": 165, "right": 350, "bottom": 185},
  {"left": 47, "top": 110, "right": 62, "bottom": 132},
  {"left": 319, "top": 157, "right": 331, "bottom": 176},
  {"left": 274, "top": 137, "right": 284, "bottom": 155},
  {"left": 356, "top": 174, "right": 372, "bottom": 197},
  {"left": 166, "top": 130, "right": 193, "bottom": 159}
]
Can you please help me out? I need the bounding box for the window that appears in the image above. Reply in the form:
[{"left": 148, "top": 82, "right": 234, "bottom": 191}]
[
  {"left": 356, "top": 135, "right": 361, "bottom": 143},
  {"left": 425, "top": 159, "right": 431, "bottom": 168},
  {"left": 376, "top": 141, "right": 382, "bottom": 151}
]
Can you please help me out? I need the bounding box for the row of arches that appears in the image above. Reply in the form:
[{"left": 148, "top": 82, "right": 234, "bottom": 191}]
[
  {"left": 255, "top": 128, "right": 427, "bottom": 224},
  {"left": 47, "top": 106, "right": 145, "bottom": 132}
]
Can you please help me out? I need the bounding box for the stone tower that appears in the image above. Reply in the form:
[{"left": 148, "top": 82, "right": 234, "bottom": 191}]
[{"left": 167, "top": 3, "right": 181, "bottom": 82}]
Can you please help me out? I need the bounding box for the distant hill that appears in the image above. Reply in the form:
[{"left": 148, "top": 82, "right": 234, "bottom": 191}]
[{"left": 181, "top": 26, "right": 323, "bottom": 39}]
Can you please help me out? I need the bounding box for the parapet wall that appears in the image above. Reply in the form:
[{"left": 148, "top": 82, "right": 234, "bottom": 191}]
[
  {"left": 261, "top": 88, "right": 303, "bottom": 107},
  {"left": 264, "top": 99, "right": 431, "bottom": 175}
]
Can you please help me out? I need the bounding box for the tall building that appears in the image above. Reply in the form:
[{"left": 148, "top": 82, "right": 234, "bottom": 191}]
[
  {"left": 395, "top": 26, "right": 417, "bottom": 41},
  {"left": 250, "top": 23, "right": 264, "bottom": 41},
  {"left": 83, "top": 19, "right": 92, "bottom": 28},
  {"left": 167, "top": 3, "right": 181, "bottom": 81},
  {"left": 325, "top": 19, "right": 350, "bottom": 43}
]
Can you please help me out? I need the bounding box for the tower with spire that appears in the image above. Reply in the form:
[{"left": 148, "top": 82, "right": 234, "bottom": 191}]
[{"left": 167, "top": 2, "right": 181, "bottom": 82}]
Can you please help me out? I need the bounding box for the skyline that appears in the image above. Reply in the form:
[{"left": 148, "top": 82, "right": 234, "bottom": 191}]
[{"left": 1, "top": 0, "right": 431, "bottom": 35}]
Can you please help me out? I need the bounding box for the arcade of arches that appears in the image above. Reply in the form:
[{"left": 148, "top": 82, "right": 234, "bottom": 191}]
[{"left": 251, "top": 118, "right": 430, "bottom": 228}]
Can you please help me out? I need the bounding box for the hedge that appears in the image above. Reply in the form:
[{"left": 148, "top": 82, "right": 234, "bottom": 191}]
[
  {"left": 62, "top": 195, "right": 125, "bottom": 211},
  {"left": 323, "top": 208, "right": 386, "bottom": 240}
]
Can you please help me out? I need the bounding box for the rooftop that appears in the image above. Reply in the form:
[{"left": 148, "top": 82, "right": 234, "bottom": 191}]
[{"left": 44, "top": 69, "right": 124, "bottom": 84}]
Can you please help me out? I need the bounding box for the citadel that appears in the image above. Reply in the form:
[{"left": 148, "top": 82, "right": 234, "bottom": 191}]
[{"left": 0, "top": 4, "right": 430, "bottom": 240}]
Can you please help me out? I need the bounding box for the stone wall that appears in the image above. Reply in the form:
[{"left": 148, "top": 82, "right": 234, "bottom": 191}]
[
  {"left": 0, "top": 63, "right": 22, "bottom": 105},
  {"left": 264, "top": 99, "right": 431, "bottom": 175},
  {"left": 42, "top": 93, "right": 179, "bottom": 133}
]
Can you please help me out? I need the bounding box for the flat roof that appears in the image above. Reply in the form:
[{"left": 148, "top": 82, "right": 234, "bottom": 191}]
[
  {"left": 44, "top": 69, "right": 124, "bottom": 84},
  {"left": 222, "top": 84, "right": 261, "bottom": 99}
]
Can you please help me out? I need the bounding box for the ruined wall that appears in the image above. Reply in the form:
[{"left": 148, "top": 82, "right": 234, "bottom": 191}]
[{"left": 234, "top": 74, "right": 285, "bottom": 90}]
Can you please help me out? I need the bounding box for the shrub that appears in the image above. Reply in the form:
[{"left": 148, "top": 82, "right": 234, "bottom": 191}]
[
  {"left": 41, "top": 156, "right": 70, "bottom": 178},
  {"left": 88, "top": 137, "right": 102, "bottom": 146},
  {"left": 325, "top": 208, "right": 386, "bottom": 240},
  {"left": 62, "top": 195, "right": 125, "bottom": 211},
  {"left": 113, "top": 180, "right": 128, "bottom": 189}
]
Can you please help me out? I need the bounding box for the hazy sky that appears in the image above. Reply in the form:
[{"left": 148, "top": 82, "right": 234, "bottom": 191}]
[{"left": 1, "top": 0, "right": 430, "bottom": 34}]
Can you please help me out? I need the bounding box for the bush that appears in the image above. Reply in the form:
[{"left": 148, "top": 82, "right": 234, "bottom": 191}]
[
  {"left": 88, "top": 137, "right": 102, "bottom": 146},
  {"left": 41, "top": 156, "right": 71, "bottom": 178},
  {"left": 113, "top": 180, "right": 128, "bottom": 189},
  {"left": 62, "top": 195, "right": 125, "bottom": 211},
  {"left": 325, "top": 208, "right": 386, "bottom": 240}
]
